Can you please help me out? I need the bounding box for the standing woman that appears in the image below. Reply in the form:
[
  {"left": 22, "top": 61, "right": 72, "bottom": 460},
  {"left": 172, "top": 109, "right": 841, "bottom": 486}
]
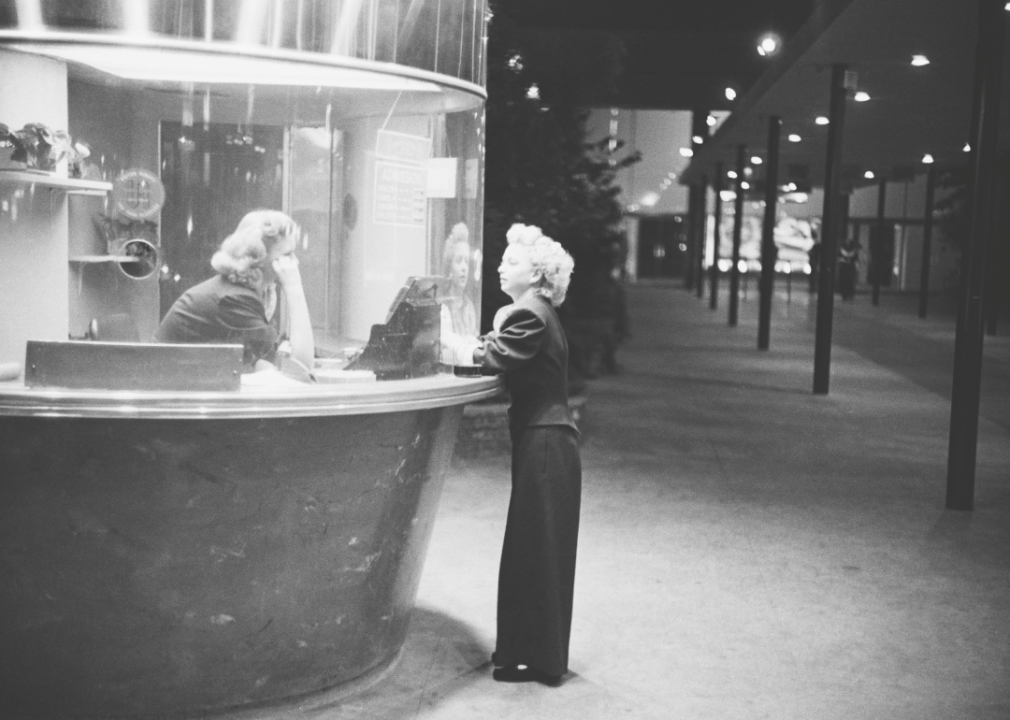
[{"left": 466, "top": 223, "right": 580, "bottom": 685}]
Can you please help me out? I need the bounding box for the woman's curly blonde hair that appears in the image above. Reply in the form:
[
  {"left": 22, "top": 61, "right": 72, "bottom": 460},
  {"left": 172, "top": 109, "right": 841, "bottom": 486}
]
[
  {"left": 506, "top": 223, "right": 575, "bottom": 306},
  {"left": 441, "top": 222, "right": 471, "bottom": 280},
  {"left": 211, "top": 210, "right": 300, "bottom": 289}
]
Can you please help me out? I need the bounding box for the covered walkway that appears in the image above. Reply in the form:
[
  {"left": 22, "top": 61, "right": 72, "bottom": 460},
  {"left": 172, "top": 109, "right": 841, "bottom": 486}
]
[{"left": 269, "top": 282, "right": 1010, "bottom": 720}]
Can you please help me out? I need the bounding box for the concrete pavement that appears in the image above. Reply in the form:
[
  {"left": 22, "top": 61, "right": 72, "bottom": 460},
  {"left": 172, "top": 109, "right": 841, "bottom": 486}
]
[{"left": 268, "top": 281, "right": 1010, "bottom": 720}]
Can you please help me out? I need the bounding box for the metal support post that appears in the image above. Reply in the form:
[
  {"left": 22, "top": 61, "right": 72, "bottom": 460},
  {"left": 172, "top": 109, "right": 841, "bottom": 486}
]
[
  {"left": 758, "top": 116, "right": 781, "bottom": 350},
  {"left": 729, "top": 145, "right": 746, "bottom": 327},
  {"left": 696, "top": 176, "right": 707, "bottom": 299},
  {"left": 919, "top": 165, "right": 936, "bottom": 318},
  {"left": 685, "top": 184, "right": 698, "bottom": 291},
  {"left": 947, "top": 0, "right": 1006, "bottom": 511},
  {"left": 813, "top": 64, "right": 848, "bottom": 395},
  {"left": 872, "top": 178, "right": 886, "bottom": 306},
  {"left": 710, "top": 162, "right": 724, "bottom": 310},
  {"left": 685, "top": 110, "right": 710, "bottom": 292},
  {"left": 985, "top": 152, "right": 1009, "bottom": 334}
]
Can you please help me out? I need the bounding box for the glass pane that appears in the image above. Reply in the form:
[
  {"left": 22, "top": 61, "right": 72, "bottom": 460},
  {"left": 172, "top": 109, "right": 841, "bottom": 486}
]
[{"left": 0, "top": 41, "right": 484, "bottom": 388}]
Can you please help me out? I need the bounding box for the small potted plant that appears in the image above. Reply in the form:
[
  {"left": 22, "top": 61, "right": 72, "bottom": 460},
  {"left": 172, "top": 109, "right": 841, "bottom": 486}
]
[{"left": 0, "top": 122, "right": 88, "bottom": 176}]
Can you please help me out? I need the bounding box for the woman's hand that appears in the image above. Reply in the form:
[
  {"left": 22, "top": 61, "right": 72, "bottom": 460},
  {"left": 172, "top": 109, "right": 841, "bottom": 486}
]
[{"left": 272, "top": 254, "right": 303, "bottom": 291}]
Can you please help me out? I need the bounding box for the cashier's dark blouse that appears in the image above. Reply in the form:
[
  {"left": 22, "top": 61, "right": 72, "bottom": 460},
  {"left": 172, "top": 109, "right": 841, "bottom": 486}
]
[{"left": 155, "top": 275, "right": 278, "bottom": 367}]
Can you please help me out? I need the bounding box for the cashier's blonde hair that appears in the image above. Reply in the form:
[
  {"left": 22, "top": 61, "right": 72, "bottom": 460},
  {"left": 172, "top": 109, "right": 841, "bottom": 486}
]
[
  {"left": 506, "top": 223, "right": 574, "bottom": 306},
  {"left": 212, "top": 210, "right": 300, "bottom": 289}
]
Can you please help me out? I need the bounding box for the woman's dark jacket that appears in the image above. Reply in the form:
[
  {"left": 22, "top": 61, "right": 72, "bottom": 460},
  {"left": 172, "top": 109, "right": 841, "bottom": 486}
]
[
  {"left": 475, "top": 293, "right": 577, "bottom": 434},
  {"left": 154, "top": 275, "right": 278, "bottom": 367}
]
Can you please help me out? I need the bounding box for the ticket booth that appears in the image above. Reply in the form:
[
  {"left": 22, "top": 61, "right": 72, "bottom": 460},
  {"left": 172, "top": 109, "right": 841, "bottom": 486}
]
[{"left": 0, "top": 2, "right": 496, "bottom": 717}]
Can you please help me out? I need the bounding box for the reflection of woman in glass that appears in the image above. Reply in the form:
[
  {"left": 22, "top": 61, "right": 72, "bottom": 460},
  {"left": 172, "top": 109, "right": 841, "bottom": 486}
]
[
  {"left": 440, "top": 222, "right": 478, "bottom": 363},
  {"left": 155, "top": 210, "right": 314, "bottom": 373}
]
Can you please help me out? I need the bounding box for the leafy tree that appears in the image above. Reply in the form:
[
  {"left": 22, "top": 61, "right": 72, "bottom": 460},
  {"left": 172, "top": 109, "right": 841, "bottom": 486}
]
[{"left": 482, "top": 0, "right": 639, "bottom": 382}]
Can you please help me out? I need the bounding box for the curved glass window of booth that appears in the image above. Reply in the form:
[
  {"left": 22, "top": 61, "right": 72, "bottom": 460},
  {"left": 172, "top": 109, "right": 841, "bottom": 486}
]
[
  {"left": 0, "top": 38, "right": 485, "bottom": 392},
  {"left": 0, "top": 0, "right": 489, "bottom": 87}
]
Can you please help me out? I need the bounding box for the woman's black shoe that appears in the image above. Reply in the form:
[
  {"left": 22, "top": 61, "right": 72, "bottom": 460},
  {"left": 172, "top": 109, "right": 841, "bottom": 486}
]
[{"left": 492, "top": 665, "right": 563, "bottom": 686}]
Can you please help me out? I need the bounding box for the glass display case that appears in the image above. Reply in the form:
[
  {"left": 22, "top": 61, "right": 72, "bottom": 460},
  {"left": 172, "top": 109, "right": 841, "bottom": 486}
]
[{"left": 0, "top": 3, "right": 498, "bottom": 717}]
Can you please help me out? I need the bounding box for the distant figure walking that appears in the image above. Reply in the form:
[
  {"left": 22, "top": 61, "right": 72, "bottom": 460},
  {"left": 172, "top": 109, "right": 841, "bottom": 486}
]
[{"left": 838, "top": 236, "right": 859, "bottom": 301}]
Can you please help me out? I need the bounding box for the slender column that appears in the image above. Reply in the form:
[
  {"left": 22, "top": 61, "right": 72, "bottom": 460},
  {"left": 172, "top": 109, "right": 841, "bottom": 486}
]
[
  {"left": 984, "top": 152, "right": 1009, "bottom": 334},
  {"left": 696, "top": 175, "right": 708, "bottom": 299},
  {"left": 919, "top": 165, "right": 937, "bottom": 318},
  {"left": 710, "top": 162, "right": 724, "bottom": 310},
  {"left": 872, "top": 178, "right": 886, "bottom": 306},
  {"left": 947, "top": 0, "right": 1006, "bottom": 511},
  {"left": 729, "top": 145, "right": 746, "bottom": 327},
  {"left": 758, "top": 116, "right": 781, "bottom": 350},
  {"left": 813, "top": 64, "right": 848, "bottom": 395},
  {"left": 685, "top": 110, "right": 710, "bottom": 292},
  {"left": 685, "top": 184, "right": 698, "bottom": 290}
]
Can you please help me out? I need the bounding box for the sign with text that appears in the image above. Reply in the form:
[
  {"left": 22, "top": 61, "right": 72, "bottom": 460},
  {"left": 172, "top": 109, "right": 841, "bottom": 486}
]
[
  {"left": 426, "top": 158, "right": 458, "bottom": 198},
  {"left": 375, "top": 130, "right": 432, "bottom": 164},
  {"left": 373, "top": 160, "right": 427, "bottom": 227}
]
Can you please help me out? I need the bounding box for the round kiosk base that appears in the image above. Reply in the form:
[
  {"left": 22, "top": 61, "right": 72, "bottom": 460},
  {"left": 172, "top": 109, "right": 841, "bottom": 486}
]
[{"left": 0, "top": 404, "right": 464, "bottom": 718}]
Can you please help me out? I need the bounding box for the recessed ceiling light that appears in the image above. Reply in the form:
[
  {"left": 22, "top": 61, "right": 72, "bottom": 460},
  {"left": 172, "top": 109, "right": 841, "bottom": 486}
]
[
  {"left": 854, "top": 91, "right": 871, "bottom": 102},
  {"left": 815, "top": 116, "right": 830, "bottom": 125},
  {"left": 526, "top": 84, "right": 540, "bottom": 100},
  {"left": 706, "top": 115, "right": 717, "bottom": 127},
  {"left": 750, "top": 156, "right": 763, "bottom": 165},
  {"left": 911, "top": 54, "right": 930, "bottom": 67},
  {"left": 963, "top": 143, "right": 971, "bottom": 152},
  {"left": 741, "top": 181, "right": 751, "bottom": 190},
  {"left": 727, "top": 170, "right": 738, "bottom": 179},
  {"left": 788, "top": 134, "right": 801, "bottom": 142},
  {"left": 725, "top": 87, "right": 737, "bottom": 101},
  {"left": 922, "top": 153, "right": 934, "bottom": 164},
  {"left": 864, "top": 170, "right": 875, "bottom": 179},
  {"left": 692, "top": 135, "right": 704, "bottom": 144},
  {"left": 679, "top": 147, "right": 694, "bottom": 158},
  {"left": 756, "top": 34, "right": 781, "bottom": 57}
]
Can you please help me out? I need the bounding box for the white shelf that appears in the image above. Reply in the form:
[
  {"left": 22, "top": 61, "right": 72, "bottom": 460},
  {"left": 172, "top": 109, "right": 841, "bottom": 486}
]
[
  {"left": 69, "top": 255, "right": 139, "bottom": 263},
  {"left": 0, "top": 170, "right": 112, "bottom": 195}
]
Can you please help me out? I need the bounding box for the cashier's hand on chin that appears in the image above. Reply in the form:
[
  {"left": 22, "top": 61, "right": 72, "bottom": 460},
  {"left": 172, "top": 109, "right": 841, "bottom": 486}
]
[
  {"left": 272, "top": 255, "right": 303, "bottom": 290},
  {"left": 254, "top": 359, "right": 277, "bottom": 373}
]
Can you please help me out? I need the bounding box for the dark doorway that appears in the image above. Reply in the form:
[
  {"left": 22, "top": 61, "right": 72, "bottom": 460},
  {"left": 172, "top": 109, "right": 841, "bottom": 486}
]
[
  {"left": 159, "top": 122, "right": 285, "bottom": 317},
  {"left": 637, "top": 214, "right": 687, "bottom": 279},
  {"left": 867, "top": 222, "right": 896, "bottom": 288}
]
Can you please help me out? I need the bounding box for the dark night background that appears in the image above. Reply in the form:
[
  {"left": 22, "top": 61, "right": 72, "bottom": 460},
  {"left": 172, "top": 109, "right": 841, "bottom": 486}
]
[{"left": 482, "top": 0, "right": 820, "bottom": 379}]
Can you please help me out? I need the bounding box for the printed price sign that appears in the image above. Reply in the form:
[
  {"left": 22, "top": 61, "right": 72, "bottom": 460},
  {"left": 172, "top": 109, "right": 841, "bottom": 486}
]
[{"left": 373, "top": 160, "right": 427, "bottom": 227}]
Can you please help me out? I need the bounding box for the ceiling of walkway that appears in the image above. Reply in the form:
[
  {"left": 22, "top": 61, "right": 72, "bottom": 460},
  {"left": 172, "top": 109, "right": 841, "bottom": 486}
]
[
  {"left": 680, "top": 0, "right": 1010, "bottom": 189},
  {"left": 508, "top": 0, "right": 817, "bottom": 109}
]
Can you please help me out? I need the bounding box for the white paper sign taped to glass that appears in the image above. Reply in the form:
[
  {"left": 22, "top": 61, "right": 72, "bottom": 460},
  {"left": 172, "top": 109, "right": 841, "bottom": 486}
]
[
  {"left": 426, "top": 158, "right": 458, "bottom": 198},
  {"left": 373, "top": 160, "right": 427, "bottom": 227}
]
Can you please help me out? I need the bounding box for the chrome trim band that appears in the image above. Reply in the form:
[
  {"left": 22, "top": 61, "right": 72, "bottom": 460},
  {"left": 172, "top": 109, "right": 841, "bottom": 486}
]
[
  {"left": 0, "top": 376, "right": 503, "bottom": 419},
  {"left": 0, "top": 31, "right": 487, "bottom": 100}
]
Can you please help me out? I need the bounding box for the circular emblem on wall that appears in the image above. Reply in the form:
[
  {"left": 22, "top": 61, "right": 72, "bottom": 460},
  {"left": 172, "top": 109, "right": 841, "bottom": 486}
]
[{"left": 112, "top": 168, "right": 165, "bottom": 221}]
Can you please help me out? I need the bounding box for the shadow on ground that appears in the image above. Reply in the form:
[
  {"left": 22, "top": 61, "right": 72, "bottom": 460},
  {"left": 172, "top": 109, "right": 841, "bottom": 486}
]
[{"left": 303, "top": 607, "right": 491, "bottom": 719}]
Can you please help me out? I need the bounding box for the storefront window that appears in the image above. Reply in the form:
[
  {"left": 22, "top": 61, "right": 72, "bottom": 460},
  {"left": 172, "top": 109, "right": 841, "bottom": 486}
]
[{"left": 0, "top": 23, "right": 485, "bottom": 389}]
